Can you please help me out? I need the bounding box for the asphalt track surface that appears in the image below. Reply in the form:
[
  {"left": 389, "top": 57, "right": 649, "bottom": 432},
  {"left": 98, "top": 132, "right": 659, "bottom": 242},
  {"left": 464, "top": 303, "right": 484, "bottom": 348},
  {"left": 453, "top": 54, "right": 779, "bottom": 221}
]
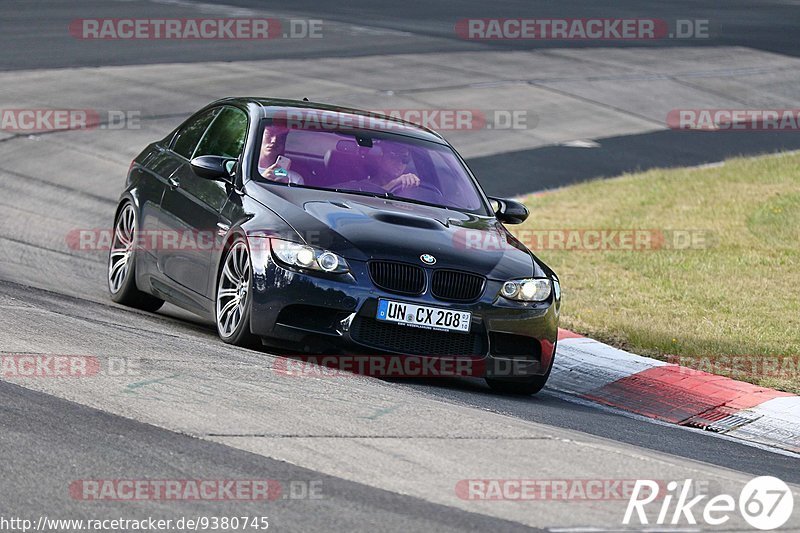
[
  {"left": 0, "top": 376, "right": 539, "bottom": 533},
  {"left": 4, "top": 0, "right": 799, "bottom": 70},
  {"left": 4, "top": 0, "right": 800, "bottom": 195},
  {"left": 1, "top": 1, "right": 800, "bottom": 531}
]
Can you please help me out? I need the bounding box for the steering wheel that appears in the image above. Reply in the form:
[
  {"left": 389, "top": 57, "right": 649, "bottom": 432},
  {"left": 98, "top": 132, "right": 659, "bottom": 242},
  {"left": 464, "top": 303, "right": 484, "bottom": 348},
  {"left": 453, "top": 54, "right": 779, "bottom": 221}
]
[{"left": 389, "top": 181, "right": 444, "bottom": 198}]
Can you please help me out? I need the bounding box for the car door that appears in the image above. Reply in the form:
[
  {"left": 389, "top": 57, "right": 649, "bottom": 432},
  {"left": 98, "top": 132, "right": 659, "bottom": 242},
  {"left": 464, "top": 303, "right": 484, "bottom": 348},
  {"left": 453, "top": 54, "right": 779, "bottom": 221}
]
[{"left": 158, "top": 106, "right": 248, "bottom": 298}]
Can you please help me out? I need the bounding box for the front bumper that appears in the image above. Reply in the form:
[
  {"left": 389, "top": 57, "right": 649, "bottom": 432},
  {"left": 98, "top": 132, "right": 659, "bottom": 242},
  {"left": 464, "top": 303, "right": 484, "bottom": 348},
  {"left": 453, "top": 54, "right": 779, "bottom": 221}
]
[{"left": 249, "top": 250, "right": 559, "bottom": 378}]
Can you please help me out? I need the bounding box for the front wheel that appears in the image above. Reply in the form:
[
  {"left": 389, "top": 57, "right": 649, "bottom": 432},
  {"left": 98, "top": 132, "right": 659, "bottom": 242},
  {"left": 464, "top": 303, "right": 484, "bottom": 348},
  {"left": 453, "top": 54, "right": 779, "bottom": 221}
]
[
  {"left": 216, "top": 238, "right": 260, "bottom": 348},
  {"left": 108, "top": 202, "right": 164, "bottom": 312}
]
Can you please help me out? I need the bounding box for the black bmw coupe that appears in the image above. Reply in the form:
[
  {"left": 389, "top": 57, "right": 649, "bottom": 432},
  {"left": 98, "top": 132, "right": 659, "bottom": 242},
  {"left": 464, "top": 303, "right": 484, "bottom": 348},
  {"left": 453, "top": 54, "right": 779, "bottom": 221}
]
[{"left": 109, "top": 98, "right": 560, "bottom": 394}]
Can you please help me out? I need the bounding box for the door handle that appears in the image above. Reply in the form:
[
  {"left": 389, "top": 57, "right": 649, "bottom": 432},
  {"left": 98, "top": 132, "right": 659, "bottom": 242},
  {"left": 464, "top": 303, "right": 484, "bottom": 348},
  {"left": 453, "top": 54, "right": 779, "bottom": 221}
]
[{"left": 168, "top": 177, "right": 180, "bottom": 189}]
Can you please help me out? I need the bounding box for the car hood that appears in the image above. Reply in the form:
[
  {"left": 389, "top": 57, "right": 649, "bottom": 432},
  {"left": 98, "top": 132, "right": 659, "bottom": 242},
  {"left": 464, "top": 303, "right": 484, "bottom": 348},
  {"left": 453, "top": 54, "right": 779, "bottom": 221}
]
[{"left": 247, "top": 184, "right": 542, "bottom": 280}]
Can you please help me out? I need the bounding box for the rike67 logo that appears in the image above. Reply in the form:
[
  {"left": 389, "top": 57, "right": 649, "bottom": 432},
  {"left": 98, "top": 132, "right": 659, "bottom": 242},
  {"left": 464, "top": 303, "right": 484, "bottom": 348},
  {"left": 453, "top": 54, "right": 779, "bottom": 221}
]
[{"left": 624, "top": 476, "right": 794, "bottom": 530}]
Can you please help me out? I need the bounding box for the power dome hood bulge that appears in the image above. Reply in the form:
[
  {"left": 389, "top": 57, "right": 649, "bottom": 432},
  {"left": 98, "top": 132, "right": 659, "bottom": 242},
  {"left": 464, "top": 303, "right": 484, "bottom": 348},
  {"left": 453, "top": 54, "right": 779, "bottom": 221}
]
[{"left": 247, "top": 183, "right": 541, "bottom": 280}]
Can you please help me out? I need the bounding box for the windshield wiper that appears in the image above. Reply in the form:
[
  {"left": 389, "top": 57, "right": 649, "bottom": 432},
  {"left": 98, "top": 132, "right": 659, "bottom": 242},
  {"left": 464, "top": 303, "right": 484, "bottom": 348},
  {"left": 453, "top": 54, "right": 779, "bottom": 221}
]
[
  {"left": 384, "top": 192, "right": 453, "bottom": 212},
  {"left": 333, "top": 188, "right": 390, "bottom": 200}
]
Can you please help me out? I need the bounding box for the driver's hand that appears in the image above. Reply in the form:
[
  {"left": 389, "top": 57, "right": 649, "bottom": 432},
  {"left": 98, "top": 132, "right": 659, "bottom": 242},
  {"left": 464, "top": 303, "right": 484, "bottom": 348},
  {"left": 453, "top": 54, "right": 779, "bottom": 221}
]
[{"left": 387, "top": 173, "right": 420, "bottom": 190}]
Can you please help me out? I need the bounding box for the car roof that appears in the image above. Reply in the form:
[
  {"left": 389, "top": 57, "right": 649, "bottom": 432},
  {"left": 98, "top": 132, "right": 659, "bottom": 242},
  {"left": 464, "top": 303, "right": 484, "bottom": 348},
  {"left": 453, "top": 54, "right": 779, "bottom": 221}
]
[{"left": 213, "top": 97, "right": 448, "bottom": 144}]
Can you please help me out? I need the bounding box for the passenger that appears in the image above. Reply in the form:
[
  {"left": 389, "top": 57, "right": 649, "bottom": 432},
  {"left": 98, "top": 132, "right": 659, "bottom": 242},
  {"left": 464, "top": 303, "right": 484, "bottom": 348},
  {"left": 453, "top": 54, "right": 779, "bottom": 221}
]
[{"left": 259, "top": 125, "right": 304, "bottom": 184}]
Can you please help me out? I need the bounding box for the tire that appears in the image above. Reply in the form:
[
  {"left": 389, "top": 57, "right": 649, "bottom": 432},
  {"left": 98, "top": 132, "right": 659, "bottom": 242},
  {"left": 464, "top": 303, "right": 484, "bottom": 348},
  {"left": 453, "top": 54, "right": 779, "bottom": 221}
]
[
  {"left": 215, "top": 237, "right": 260, "bottom": 348},
  {"left": 108, "top": 202, "right": 165, "bottom": 312},
  {"left": 485, "top": 341, "right": 556, "bottom": 396}
]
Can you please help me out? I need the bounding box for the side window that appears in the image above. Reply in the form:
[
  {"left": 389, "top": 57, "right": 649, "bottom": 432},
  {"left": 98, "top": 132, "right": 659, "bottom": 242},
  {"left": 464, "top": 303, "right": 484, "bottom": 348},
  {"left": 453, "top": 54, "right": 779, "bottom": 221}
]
[
  {"left": 193, "top": 107, "right": 248, "bottom": 159},
  {"left": 172, "top": 108, "right": 219, "bottom": 159}
]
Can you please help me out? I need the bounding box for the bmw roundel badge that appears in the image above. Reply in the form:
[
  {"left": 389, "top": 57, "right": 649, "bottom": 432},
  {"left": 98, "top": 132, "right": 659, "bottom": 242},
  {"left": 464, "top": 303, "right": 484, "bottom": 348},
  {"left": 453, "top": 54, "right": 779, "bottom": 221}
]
[{"left": 420, "top": 253, "right": 436, "bottom": 265}]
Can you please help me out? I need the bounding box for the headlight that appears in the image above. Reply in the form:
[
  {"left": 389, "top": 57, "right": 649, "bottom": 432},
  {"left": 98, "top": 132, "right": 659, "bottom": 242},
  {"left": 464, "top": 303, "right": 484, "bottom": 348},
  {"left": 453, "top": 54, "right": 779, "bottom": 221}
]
[
  {"left": 500, "top": 278, "right": 551, "bottom": 302},
  {"left": 270, "top": 239, "right": 349, "bottom": 274}
]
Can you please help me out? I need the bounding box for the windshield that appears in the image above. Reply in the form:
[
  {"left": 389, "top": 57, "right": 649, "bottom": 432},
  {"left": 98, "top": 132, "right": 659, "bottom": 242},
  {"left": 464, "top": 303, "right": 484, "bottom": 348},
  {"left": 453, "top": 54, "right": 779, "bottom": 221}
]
[{"left": 253, "top": 119, "right": 490, "bottom": 214}]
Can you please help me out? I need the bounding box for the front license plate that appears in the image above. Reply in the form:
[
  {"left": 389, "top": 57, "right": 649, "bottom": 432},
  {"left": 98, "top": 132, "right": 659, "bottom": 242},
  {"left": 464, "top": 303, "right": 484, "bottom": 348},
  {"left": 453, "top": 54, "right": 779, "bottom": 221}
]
[{"left": 376, "top": 299, "right": 471, "bottom": 333}]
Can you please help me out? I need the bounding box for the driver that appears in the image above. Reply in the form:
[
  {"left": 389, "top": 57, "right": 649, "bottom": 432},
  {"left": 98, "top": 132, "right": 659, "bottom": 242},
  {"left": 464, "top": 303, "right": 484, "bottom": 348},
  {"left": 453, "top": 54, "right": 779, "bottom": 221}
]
[{"left": 368, "top": 145, "right": 421, "bottom": 191}]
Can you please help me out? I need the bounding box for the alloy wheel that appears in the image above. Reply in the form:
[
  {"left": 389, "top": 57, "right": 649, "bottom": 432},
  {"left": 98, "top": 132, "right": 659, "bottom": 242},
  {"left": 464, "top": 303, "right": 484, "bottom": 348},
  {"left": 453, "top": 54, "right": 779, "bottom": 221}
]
[
  {"left": 216, "top": 242, "right": 251, "bottom": 338},
  {"left": 108, "top": 204, "right": 136, "bottom": 294}
]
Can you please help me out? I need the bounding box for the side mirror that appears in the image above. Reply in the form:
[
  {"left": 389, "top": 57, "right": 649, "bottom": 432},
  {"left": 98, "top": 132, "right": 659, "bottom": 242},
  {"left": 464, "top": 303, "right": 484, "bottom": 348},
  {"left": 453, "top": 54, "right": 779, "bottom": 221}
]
[
  {"left": 190, "top": 155, "right": 236, "bottom": 181},
  {"left": 489, "top": 197, "right": 529, "bottom": 224}
]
